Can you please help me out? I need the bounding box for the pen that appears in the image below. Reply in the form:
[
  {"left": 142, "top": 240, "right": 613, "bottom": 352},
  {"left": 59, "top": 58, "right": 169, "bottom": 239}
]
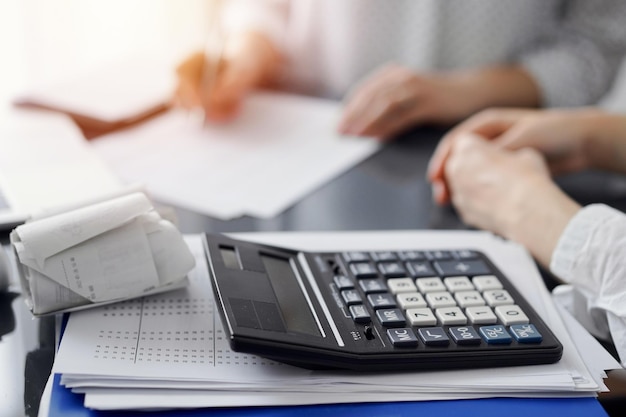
[{"left": 199, "top": 0, "right": 226, "bottom": 126}]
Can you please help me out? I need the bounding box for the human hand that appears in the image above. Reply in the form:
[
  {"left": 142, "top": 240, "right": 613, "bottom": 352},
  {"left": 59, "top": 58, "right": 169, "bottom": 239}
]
[
  {"left": 444, "top": 132, "right": 580, "bottom": 267},
  {"left": 174, "top": 32, "right": 280, "bottom": 123},
  {"left": 428, "top": 108, "right": 599, "bottom": 205},
  {"left": 337, "top": 64, "right": 487, "bottom": 141}
]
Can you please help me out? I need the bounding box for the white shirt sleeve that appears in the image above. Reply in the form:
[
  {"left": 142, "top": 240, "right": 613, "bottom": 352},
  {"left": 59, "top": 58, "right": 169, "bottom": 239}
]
[{"left": 550, "top": 203, "right": 626, "bottom": 366}]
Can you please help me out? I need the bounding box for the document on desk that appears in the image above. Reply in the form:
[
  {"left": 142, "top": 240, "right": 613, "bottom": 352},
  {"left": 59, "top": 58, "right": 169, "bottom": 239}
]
[
  {"left": 90, "top": 92, "right": 380, "bottom": 220},
  {"left": 52, "top": 231, "right": 619, "bottom": 411}
]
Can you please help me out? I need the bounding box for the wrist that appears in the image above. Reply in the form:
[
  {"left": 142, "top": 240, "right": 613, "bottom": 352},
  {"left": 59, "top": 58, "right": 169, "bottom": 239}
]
[
  {"left": 503, "top": 179, "right": 580, "bottom": 268},
  {"left": 455, "top": 66, "right": 542, "bottom": 112},
  {"left": 580, "top": 111, "right": 626, "bottom": 172}
]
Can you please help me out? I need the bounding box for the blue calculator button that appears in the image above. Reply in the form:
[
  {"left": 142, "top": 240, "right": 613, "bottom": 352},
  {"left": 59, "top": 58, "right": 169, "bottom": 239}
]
[
  {"left": 510, "top": 324, "right": 543, "bottom": 343},
  {"left": 417, "top": 327, "right": 450, "bottom": 346},
  {"left": 479, "top": 325, "right": 513, "bottom": 344},
  {"left": 387, "top": 328, "right": 418, "bottom": 347},
  {"left": 449, "top": 326, "right": 481, "bottom": 345}
]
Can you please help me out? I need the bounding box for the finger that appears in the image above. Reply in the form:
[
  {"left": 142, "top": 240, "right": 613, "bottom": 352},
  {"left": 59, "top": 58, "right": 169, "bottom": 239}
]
[
  {"left": 339, "top": 66, "right": 400, "bottom": 134},
  {"left": 361, "top": 99, "right": 428, "bottom": 141},
  {"left": 427, "top": 109, "right": 530, "bottom": 182},
  {"left": 201, "top": 59, "right": 252, "bottom": 122}
]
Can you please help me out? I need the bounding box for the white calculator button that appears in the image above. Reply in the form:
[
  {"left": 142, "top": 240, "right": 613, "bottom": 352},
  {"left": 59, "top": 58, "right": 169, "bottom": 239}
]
[
  {"left": 425, "top": 291, "right": 456, "bottom": 308},
  {"left": 397, "top": 292, "right": 427, "bottom": 309},
  {"left": 483, "top": 289, "right": 514, "bottom": 306},
  {"left": 454, "top": 290, "right": 485, "bottom": 307},
  {"left": 494, "top": 305, "right": 529, "bottom": 325},
  {"left": 406, "top": 308, "right": 437, "bottom": 326},
  {"left": 443, "top": 276, "right": 474, "bottom": 293},
  {"left": 436, "top": 307, "right": 467, "bottom": 325},
  {"left": 466, "top": 306, "right": 497, "bottom": 324},
  {"left": 472, "top": 275, "right": 503, "bottom": 291},
  {"left": 415, "top": 277, "right": 446, "bottom": 293},
  {"left": 387, "top": 277, "right": 417, "bottom": 294}
]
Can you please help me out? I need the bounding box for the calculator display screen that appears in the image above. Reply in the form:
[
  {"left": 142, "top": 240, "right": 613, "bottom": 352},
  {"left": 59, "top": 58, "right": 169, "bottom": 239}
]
[{"left": 260, "top": 254, "right": 321, "bottom": 337}]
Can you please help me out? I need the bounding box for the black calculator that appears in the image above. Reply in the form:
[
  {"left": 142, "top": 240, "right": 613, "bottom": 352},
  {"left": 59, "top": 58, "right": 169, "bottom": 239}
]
[{"left": 203, "top": 233, "right": 562, "bottom": 371}]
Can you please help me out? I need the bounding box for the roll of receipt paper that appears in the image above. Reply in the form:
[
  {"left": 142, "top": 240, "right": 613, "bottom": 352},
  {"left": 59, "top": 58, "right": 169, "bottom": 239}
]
[{"left": 10, "top": 192, "right": 195, "bottom": 316}]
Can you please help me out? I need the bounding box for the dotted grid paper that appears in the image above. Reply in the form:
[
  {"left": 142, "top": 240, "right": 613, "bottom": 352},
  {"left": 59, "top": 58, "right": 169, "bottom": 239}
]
[{"left": 53, "top": 236, "right": 294, "bottom": 385}]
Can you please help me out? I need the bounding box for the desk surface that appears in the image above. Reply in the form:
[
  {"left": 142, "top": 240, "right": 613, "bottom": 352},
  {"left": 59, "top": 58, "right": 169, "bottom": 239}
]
[{"left": 2, "top": 127, "right": 623, "bottom": 417}]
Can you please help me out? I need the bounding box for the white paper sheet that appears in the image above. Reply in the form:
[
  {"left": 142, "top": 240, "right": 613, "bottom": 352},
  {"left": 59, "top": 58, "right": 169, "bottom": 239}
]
[
  {"left": 51, "top": 231, "right": 613, "bottom": 410},
  {"left": 90, "top": 92, "right": 380, "bottom": 220},
  {"left": 0, "top": 109, "right": 123, "bottom": 224}
]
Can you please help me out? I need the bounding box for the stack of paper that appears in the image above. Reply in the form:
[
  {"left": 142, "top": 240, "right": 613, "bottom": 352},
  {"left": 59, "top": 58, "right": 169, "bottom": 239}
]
[
  {"left": 51, "top": 231, "right": 620, "bottom": 411},
  {"left": 89, "top": 92, "right": 380, "bottom": 220}
]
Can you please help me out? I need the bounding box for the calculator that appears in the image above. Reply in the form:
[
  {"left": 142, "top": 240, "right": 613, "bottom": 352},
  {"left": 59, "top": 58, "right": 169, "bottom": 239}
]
[{"left": 203, "top": 233, "right": 562, "bottom": 371}]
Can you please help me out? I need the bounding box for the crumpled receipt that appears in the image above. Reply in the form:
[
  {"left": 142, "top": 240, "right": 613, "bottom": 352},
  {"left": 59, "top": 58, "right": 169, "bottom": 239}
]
[{"left": 10, "top": 192, "right": 195, "bottom": 316}]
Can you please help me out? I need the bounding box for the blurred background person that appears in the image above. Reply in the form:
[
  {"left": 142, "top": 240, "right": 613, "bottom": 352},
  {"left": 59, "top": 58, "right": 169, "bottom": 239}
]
[{"left": 175, "top": 0, "right": 626, "bottom": 141}]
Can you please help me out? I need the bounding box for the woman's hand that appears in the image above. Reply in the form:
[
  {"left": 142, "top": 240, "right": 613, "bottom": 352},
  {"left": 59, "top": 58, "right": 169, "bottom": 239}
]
[
  {"left": 338, "top": 64, "right": 540, "bottom": 142},
  {"left": 444, "top": 132, "right": 580, "bottom": 267},
  {"left": 174, "top": 31, "right": 280, "bottom": 123},
  {"left": 428, "top": 108, "right": 603, "bottom": 205}
]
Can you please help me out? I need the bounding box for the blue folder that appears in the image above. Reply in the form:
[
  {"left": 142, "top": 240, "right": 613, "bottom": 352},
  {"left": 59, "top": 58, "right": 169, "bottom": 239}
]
[{"left": 48, "top": 373, "right": 608, "bottom": 417}]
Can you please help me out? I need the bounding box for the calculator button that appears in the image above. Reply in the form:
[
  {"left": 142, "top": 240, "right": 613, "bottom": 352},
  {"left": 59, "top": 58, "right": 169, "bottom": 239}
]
[
  {"left": 494, "top": 305, "right": 529, "bottom": 325},
  {"left": 387, "top": 278, "right": 417, "bottom": 294},
  {"left": 341, "top": 289, "right": 362, "bottom": 306},
  {"left": 417, "top": 327, "right": 450, "bottom": 346},
  {"left": 397, "top": 292, "right": 427, "bottom": 309},
  {"left": 367, "top": 293, "right": 397, "bottom": 309},
  {"left": 509, "top": 324, "right": 543, "bottom": 343},
  {"left": 449, "top": 326, "right": 482, "bottom": 345},
  {"left": 443, "top": 276, "right": 474, "bottom": 293},
  {"left": 370, "top": 251, "right": 398, "bottom": 262},
  {"left": 483, "top": 290, "right": 514, "bottom": 306},
  {"left": 405, "top": 307, "right": 436, "bottom": 326},
  {"left": 425, "top": 291, "right": 456, "bottom": 308},
  {"left": 479, "top": 325, "right": 513, "bottom": 344},
  {"left": 454, "top": 291, "right": 485, "bottom": 307},
  {"left": 472, "top": 275, "right": 503, "bottom": 291},
  {"left": 376, "top": 309, "right": 406, "bottom": 327},
  {"left": 349, "top": 262, "right": 378, "bottom": 278},
  {"left": 397, "top": 250, "right": 426, "bottom": 261},
  {"left": 342, "top": 252, "right": 370, "bottom": 263},
  {"left": 452, "top": 250, "right": 479, "bottom": 260},
  {"left": 434, "top": 259, "right": 492, "bottom": 277},
  {"left": 425, "top": 250, "right": 453, "bottom": 261},
  {"left": 406, "top": 261, "right": 436, "bottom": 278},
  {"left": 387, "top": 328, "right": 419, "bottom": 347},
  {"left": 378, "top": 262, "right": 408, "bottom": 278},
  {"left": 466, "top": 306, "right": 497, "bottom": 324},
  {"left": 435, "top": 307, "right": 467, "bottom": 325},
  {"left": 358, "top": 278, "right": 388, "bottom": 294},
  {"left": 349, "top": 305, "right": 371, "bottom": 323},
  {"left": 333, "top": 275, "right": 354, "bottom": 290},
  {"left": 415, "top": 277, "right": 446, "bottom": 293}
]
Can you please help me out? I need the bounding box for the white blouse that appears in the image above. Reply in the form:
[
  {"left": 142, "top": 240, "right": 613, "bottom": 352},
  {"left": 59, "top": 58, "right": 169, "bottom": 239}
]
[
  {"left": 223, "top": 0, "right": 626, "bottom": 105},
  {"left": 551, "top": 204, "right": 626, "bottom": 366}
]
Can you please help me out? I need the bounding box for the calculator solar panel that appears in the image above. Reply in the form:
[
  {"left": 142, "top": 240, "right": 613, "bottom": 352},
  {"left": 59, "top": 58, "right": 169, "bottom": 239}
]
[{"left": 204, "top": 233, "right": 562, "bottom": 371}]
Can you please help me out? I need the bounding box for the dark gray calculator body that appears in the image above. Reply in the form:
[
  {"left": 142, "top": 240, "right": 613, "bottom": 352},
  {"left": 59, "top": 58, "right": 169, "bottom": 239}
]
[{"left": 203, "top": 233, "right": 562, "bottom": 371}]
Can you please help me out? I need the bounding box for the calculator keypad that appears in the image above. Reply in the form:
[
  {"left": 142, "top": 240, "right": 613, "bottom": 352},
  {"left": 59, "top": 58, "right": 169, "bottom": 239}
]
[{"left": 334, "top": 250, "right": 543, "bottom": 349}]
